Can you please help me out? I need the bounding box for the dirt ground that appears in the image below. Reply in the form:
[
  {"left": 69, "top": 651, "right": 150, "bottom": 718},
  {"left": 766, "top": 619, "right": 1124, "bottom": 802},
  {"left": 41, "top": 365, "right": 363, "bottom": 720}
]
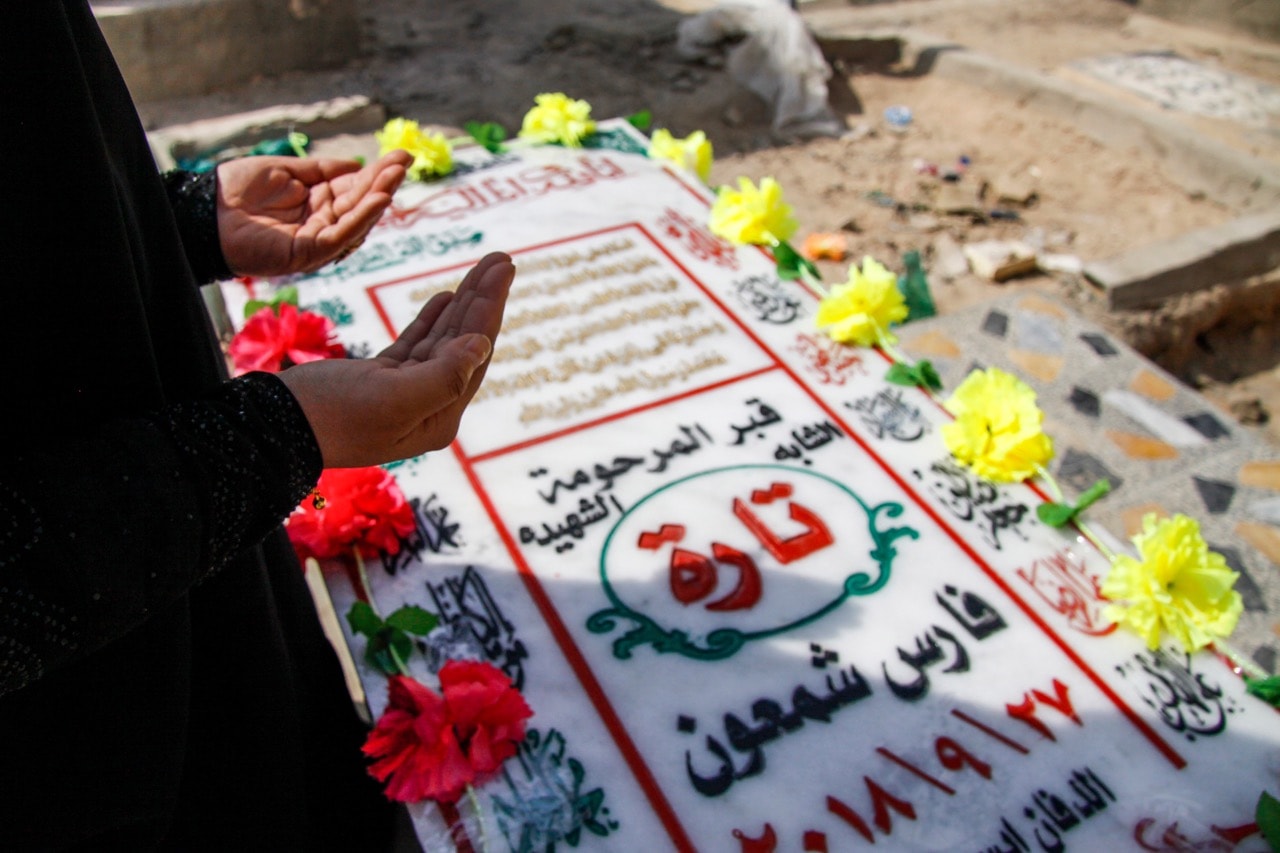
[{"left": 137, "top": 0, "right": 1280, "bottom": 442}]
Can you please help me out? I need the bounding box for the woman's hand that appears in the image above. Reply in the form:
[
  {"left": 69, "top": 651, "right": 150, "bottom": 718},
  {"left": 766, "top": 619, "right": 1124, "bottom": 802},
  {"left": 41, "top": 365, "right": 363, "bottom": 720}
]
[
  {"left": 216, "top": 151, "right": 413, "bottom": 276},
  {"left": 278, "top": 252, "right": 516, "bottom": 468}
]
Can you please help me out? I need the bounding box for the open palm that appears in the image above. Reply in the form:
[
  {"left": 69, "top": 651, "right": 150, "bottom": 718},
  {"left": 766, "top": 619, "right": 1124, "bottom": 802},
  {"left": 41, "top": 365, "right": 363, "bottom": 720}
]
[{"left": 216, "top": 151, "right": 411, "bottom": 276}]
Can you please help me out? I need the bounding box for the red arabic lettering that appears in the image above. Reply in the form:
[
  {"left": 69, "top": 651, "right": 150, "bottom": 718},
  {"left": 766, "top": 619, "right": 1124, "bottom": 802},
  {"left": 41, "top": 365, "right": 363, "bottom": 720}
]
[
  {"left": 670, "top": 548, "right": 716, "bottom": 604},
  {"left": 1017, "top": 549, "right": 1115, "bottom": 636},
  {"left": 733, "top": 483, "right": 834, "bottom": 565},
  {"left": 705, "top": 543, "right": 763, "bottom": 611},
  {"left": 732, "top": 823, "right": 778, "bottom": 853},
  {"left": 1006, "top": 678, "right": 1082, "bottom": 741},
  {"left": 668, "top": 543, "right": 762, "bottom": 611},
  {"left": 827, "top": 777, "right": 918, "bottom": 842},
  {"left": 935, "top": 736, "right": 992, "bottom": 780}
]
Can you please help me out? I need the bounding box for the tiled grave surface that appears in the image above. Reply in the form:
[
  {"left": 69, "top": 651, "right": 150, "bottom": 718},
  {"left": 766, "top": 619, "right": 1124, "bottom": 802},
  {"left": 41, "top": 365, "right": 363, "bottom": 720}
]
[
  {"left": 899, "top": 293, "right": 1280, "bottom": 670},
  {"left": 1072, "top": 51, "right": 1280, "bottom": 129}
]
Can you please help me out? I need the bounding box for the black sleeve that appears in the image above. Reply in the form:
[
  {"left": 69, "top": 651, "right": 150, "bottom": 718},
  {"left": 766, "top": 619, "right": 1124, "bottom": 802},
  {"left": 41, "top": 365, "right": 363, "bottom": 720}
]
[
  {"left": 162, "top": 169, "right": 236, "bottom": 285},
  {"left": 0, "top": 372, "right": 322, "bottom": 698}
]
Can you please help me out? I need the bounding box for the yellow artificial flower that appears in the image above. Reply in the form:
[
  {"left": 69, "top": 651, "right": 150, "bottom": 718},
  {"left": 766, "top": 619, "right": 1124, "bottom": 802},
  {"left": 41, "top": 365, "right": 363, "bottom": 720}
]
[
  {"left": 518, "top": 93, "right": 596, "bottom": 147},
  {"left": 708, "top": 177, "right": 797, "bottom": 246},
  {"left": 814, "top": 255, "right": 908, "bottom": 346},
  {"left": 941, "top": 367, "right": 1054, "bottom": 482},
  {"left": 1101, "top": 513, "right": 1242, "bottom": 653},
  {"left": 376, "top": 117, "right": 453, "bottom": 179},
  {"left": 649, "top": 129, "right": 713, "bottom": 182}
]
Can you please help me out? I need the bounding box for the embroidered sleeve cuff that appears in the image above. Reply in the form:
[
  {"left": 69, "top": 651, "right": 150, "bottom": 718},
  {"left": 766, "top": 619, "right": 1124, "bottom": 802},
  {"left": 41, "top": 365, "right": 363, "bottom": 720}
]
[
  {"left": 162, "top": 169, "right": 234, "bottom": 285},
  {"left": 160, "top": 372, "right": 322, "bottom": 570}
]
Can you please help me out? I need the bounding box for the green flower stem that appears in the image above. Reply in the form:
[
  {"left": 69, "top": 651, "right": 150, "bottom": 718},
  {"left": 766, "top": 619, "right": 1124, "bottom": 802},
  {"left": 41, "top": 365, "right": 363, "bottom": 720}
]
[
  {"left": 352, "top": 548, "right": 380, "bottom": 616},
  {"left": 1033, "top": 465, "right": 1119, "bottom": 563},
  {"left": 871, "top": 320, "right": 911, "bottom": 370},
  {"left": 465, "top": 784, "right": 490, "bottom": 852},
  {"left": 352, "top": 549, "right": 412, "bottom": 677},
  {"left": 1216, "top": 637, "right": 1271, "bottom": 680},
  {"left": 797, "top": 262, "right": 829, "bottom": 299}
]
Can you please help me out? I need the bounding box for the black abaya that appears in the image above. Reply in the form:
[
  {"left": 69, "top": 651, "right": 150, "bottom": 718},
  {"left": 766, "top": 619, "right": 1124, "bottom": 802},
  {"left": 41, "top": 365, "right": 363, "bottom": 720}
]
[{"left": 0, "top": 3, "right": 392, "bottom": 847}]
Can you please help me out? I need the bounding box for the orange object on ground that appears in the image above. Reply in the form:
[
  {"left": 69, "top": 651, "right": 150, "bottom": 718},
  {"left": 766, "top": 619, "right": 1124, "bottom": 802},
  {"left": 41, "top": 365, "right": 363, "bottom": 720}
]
[{"left": 802, "top": 232, "right": 847, "bottom": 261}]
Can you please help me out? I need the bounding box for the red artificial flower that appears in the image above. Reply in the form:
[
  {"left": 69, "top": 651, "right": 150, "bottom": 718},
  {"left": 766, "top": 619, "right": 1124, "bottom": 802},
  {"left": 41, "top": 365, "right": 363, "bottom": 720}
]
[
  {"left": 363, "top": 675, "right": 473, "bottom": 803},
  {"left": 286, "top": 467, "right": 416, "bottom": 561},
  {"left": 364, "top": 663, "right": 532, "bottom": 803},
  {"left": 439, "top": 660, "right": 532, "bottom": 777},
  {"left": 228, "top": 302, "right": 346, "bottom": 375}
]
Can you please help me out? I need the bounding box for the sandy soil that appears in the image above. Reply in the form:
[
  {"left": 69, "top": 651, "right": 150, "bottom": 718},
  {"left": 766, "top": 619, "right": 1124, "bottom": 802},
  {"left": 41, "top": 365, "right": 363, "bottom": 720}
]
[{"left": 135, "top": 0, "right": 1280, "bottom": 442}]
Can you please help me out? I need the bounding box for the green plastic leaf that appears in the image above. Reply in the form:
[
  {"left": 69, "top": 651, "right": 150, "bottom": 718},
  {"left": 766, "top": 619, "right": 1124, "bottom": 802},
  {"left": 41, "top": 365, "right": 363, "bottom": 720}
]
[
  {"left": 884, "top": 363, "right": 915, "bottom": 387},
  {"left": 897, "top": 249, "right": 936, "bottom": 322},
  {"left": 916, "top": 361, "right": 942, "bottom": 391},
  {"left": 364, "top": 626, "right": 417, "bottom": 677},
  {"left": 346, "top": 601, "right": 383, "bottom": 638},
  {"left": 1247, "top": 675, "right": 1280, "bottom": 707},
  {"left": 1075, "top": 479, "right": 1112, "bottom": 513},
  {"left": 465, "top": 121, "right": 508, "bottom": 153},
  {"left": 884, "top": 360, "right": 942, "bottom": 392},
  {"left": 1258, "top": 791, "right": 1280, "bottom": 852},
  {"left": 773, "top": 240, "right": 818, "bottom": 282},
  {"left": 388, "top": 629, "right": 415, "bottom": 667},
  {"left": 364, "top": 633, "right": 400, "bottom": 677},
  {"left": 385, "top": 604, "right": 439, "bottom": 636},
  {"left": 287, "top": 131, "right": 310, "bottom": 158},
  {"left": 1036, "top": 502, "right": 1078, "bottom": 527},
  {"left": 626, "top": 110, "right": 653, "bottom": 131},
  {"left": 1036, "top": 479, "right": 1112, "bottom": 528},
  {"left": 242, "top": 285, "right": 299, "bottom": 319}
]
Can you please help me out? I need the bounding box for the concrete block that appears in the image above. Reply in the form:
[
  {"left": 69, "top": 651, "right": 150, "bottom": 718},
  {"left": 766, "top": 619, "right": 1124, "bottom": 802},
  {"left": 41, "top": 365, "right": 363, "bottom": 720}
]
[
  {"left": 1084, "top": 209, "right": 1280, "bottom": 309},
  {"left": 1137, "top": 0, "right": 1280, "bottom": 44},
  {"left": 93, "top": 0, "right": 360, "bottom": 102},
  {"left": 803, "top": 22, "right": 1280, "bottom": 211},
  {"left": 147, "top": 95, "right": 385, "bottom": 170}
]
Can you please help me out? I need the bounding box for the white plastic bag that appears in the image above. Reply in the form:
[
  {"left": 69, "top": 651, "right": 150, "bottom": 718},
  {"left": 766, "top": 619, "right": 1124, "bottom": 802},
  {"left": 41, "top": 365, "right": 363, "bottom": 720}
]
[{"left": 676, "top": 0, "right": 845, "bottom": 140}]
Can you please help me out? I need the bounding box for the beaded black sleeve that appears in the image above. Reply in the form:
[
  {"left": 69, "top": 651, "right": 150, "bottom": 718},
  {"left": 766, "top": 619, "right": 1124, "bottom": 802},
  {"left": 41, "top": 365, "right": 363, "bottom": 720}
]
[
  {"left": 0, "top": 372, "right": 321, "bottom": 697},
  {"left": 161, "top": 169, "right": 234, "bottom": 284},
  {"left": 160, "top": 371, "right": 323, "bottom": 574}
]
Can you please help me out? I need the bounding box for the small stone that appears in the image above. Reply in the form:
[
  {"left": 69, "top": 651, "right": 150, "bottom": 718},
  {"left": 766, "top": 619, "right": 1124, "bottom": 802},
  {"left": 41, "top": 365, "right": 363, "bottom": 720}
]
[
  {"left": 1038, "top": 253, "right": 1083, "bottom": 276},
  {"left": 931, "top": 233, "right": 969, "bottom": 280},
  {"left": 1230, "top": 396, "right": 1270, "bottom": 425},
  {"left": 1237, "top": 521, "right": 1280, "bottom": 568},
  {"left": 1130, "top": 368, "right": 1177, "bottom": 402},
  {"left": 935, "top": 182, "right": 981, "bottom": 215},
  {"left": 1193, "top": 476, "right": 1236, "bottom": 514},
  {"left": 1241, "top": 461, "right": 1280, "bottom": 492},
  {"left": 990, "top": 170, "right": 1039, "bottom": 206},
  {"left": 670, "top": 70, "right": 698, "bottom": 92},
  {"left": 1106, "top": 430, "right": 1179, "bottom": 460},
  {"left": 963, "top": 239, "right": 1038, "bottom": 282},
  {"left": 981, "top": 310, "right": 1009, "bottom": 338}
]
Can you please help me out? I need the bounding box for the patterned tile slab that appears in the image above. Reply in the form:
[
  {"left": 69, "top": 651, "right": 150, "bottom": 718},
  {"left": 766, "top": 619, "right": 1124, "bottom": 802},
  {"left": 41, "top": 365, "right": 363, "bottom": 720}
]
[
  {"left": 900, "top": 294, "right": 1122, "bottom": 397},
  {"left": 1072, "top": 51, "right": 1280, "bottom": 129},
  {"left": 897, "top": 294, "right": 1253, "bottom": 504},
  {"left": 898, "top": 293, "right": 1277, "bottom": 663},
  {"left": 1040, "top": 357, "right": 1252, "bottom": 503}
]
